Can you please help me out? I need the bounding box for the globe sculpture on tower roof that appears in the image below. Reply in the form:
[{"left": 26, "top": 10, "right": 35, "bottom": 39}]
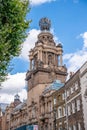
[{"left": 39, "top": 17, "right": 51, "bottom": 31}]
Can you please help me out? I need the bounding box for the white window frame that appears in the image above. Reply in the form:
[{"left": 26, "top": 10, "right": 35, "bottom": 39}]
[
  {"left": 63, "top": 106, "right": 66, "bottom": 116},
  {"left": 75, "top": 82, "right": 78, "bottom": 90},
  {"left": 72, "top": 102, "right": 75, "bottom": 113},
  {"left": 78, "top": 123, "right": 81, "bottom": 130},
  {"left": 58, "top": 107, "right": 62, "bottom": 118},
  {"left": 69, "top": 126, "right": 72, "bottom": 130},
  {"left": 62, "top": 93, "right": 65, "bottom": 100},
  {"left": 54, "top": 98, "right": 56, "bottom": 105},
  {"left": 68, "top": 105, "right": 71, "bottom": 116},
  {"left": 71, "top": 87, "right": 74, "bottom": 94},
  {"left": 73, "top": 124, "right": 76, "bottom": 130},
  {"left": 67, "top": 90, "right": 70, "bottom": 97}
]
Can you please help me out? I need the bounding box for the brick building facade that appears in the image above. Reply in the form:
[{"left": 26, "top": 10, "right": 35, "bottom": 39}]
[{"left": 53, "top": 62, "right": 87, "bottom": 130}]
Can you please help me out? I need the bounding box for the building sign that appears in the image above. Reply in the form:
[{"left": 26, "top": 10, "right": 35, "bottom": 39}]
[
  {"left": 34, "top": 125, "right": 38, "bottom": 130},
  {"left": 26, "top": 125, "right": 38, "bottom": 130}
]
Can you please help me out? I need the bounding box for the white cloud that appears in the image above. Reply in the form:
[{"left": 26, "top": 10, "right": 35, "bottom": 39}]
[
  {"left": 80, "top": 32, "right": 87, "bottom": 49},
  {"left": 30, "top": 0, "right": 56, "bottom": 6},
  {"left": 51, "top": 28, "right": 60, "bottom": 44},
  {"left": 20, "top": 29, "right": 40, "bottom": 61},
  {"left": 64, "top": 32, "right": 87, "bottom": 73},
  {"left": 0, "top": 73, "right": 27, "bottom": 103}
]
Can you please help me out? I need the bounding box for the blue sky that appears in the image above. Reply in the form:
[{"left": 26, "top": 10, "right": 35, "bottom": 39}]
[{"left": 0, "top": 0, "right": 87, "bottom": 103}]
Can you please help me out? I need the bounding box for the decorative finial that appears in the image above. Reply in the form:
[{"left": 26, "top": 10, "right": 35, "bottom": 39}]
[
  {"left": 14, "top": 94, "right": 20, "bottom": 101},
  {"left": 39, "top": 17, "right": 51, "bottom": 31}
]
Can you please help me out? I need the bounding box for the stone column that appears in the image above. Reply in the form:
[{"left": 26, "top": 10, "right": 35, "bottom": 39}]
[
  {"left": 40, "top": 50, "right": 42, "bottom": 61},
  {"left": 30, "top": 59, "right": 32, "bottom": 70},
  {"left": 54, "top": 54, "right": 55, "bottom": 65},
  {"left": 38, "top": 50, "right": 40, "bottom": 60},
  {"left": 56, "top": 55, "right": 58, "bottom": 66},
  {"left": 45, "top": 100, "right": 48, "bottom": 113},
  {"left": 60, "top": 54, "right": 63, "bottom": 66},
  {"left": 46, "top": 52, "right": 48, "bottom": 64}
]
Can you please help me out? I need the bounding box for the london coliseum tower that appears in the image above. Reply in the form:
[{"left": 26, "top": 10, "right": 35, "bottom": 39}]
[{"left": 26, "top": 18, "right": 67, "bottom": 129}]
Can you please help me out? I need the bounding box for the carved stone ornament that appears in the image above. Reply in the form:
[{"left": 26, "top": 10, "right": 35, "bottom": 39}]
[{"left": 39, "top": 17, "right": 51, "bottom": 31}]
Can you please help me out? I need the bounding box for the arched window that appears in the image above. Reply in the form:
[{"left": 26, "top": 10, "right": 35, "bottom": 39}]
[
  {"left": 34, "top": 54, "right": 38, "bottom": 68},
  {"left": 48, "top": 55, "right": 52, "bottom": 65}
]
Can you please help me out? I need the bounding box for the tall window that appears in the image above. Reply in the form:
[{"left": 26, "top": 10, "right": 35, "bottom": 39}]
[
  {"left": 50, "top": 102, "right": 52, "bottom": 112},
  {"left": 44, "top": 103, "right": 45, "bottom": 114},
  {"left": 48, "top": 55, "right": 52, "bottom": 64},
  {"left": 45, "top": 125, "right": 48, "bottom": 130},
  {"left": 69, "top": 126, "right": 72, "bottom": 130},
  {"left": 54, "top": 98, "right": 56, "bottom": 105},
  {"left": 50, "top": 123, "right": 52, "bottom": 130},
  {"left": 72, "top": 102, "right": 75, "bottom": 113},
  {"left": 34, "top": 54, "right": 38, "bottom": 68},
  {"left": 63, "top": 106, "right": 66, "bottom": 116},
  {"left": 67, "top": 90, "right": 70, "bottom": 97},
  {"left": 73, "top": 125, "right": 76, "bottom": 130},
  {"left": 77, "top": 99, "right": 80, "bottom": 111},
  {"left": 68, "top": 105, "right": 71, "bottom": 116},
  {"left": 58, "top": 107, "right": 62, "bottom": 118},
  {"left": 75, "top": 82, "right": 78, "bottom": 90},
  {"left": 71, "top": 87, "right": 74, "bottom": 94},
  {"left": 32, "top": 106, "right": 35, "bottom": 118},
  {"left": 78, "top": 123, "right": 81, "bottom": 130},
  {"left": 62, "top": 93, "right": 65, "bottom": 100}
]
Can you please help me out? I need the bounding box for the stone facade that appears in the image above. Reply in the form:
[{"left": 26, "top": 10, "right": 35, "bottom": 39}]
[
  {"left": 38, "top": 80, "right": 64, "bottom": 130},
  {"left": 26, "top": 17, "right": 67, "bottom": 130},
  {"left": 0, "top": 94, "right": 22, "bottom": 130},
  {"left": 10, "top": 100, "right": 27, "bottom": 130},
  {"left": 53, "top": 62, "right": 87, "bottom": 130},
  {"left": 80, "top": 61, "right": 87, "bottom": 130}
]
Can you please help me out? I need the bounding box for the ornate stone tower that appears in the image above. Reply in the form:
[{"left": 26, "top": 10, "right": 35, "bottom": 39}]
[{"left": 26, "top": 17, "right": 67, "bottom": 107}]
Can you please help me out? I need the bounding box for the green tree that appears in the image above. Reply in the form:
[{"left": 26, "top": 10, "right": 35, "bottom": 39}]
[{"left": 0, "top": 0, "right": 31, "bottom": 83}]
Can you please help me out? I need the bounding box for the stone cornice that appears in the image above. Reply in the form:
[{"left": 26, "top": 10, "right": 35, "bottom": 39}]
[
  {"left": 80, "top": 68, "right": 87, "bottom": 77},
  {"left": 26, "top": 67, "right": 67, "bottom": 81}
]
